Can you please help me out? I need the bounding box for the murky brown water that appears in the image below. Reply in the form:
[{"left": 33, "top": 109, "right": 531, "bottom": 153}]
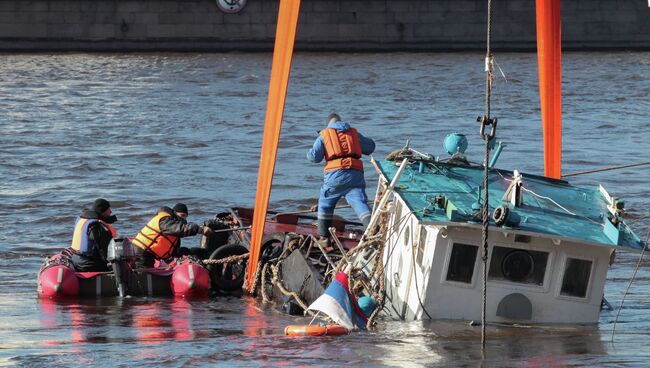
[{"left": 0, "top": 52, "right": 649, "bottom": 366}]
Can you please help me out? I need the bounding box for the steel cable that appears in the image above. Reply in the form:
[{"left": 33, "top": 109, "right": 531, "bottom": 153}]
[{"left": 481, "top": 0, "right": 494, "bottom": 352}]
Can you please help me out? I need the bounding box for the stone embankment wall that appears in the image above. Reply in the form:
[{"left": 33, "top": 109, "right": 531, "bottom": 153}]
[{"left": 0, "top": 0, "right": 648, "bottom": 51}]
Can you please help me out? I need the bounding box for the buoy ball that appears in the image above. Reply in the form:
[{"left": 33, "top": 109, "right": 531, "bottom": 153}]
[{"left": 443, "top": 133, "right": 468, "bottom": 155}]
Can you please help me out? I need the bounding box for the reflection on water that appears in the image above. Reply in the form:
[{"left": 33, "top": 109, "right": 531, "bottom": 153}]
[
  {"left": 0, "top": 52, "right": 649, "bottom": 366},
  {"left": 38, "top": 298, "right": 207, "bottom": 347},
  {"left": 20, "top": 296, "right": 625, "bottom": 367}
]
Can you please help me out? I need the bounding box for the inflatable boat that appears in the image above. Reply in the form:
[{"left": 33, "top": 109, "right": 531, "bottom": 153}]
[
  {"left": 37, "top": 236, "right": 231, "bottom": 299},
  {"left": 37, "top": 252, "right": 211, "bottom": 299}
]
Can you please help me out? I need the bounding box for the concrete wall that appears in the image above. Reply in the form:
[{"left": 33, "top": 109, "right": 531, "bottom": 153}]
[{"left": 0, "top": 0, "right": 648, "bottom": 51}]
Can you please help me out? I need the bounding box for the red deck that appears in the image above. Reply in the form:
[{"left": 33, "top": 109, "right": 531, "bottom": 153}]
[{"left": 229, "top": 207, "right": 362, "bottom": 250}]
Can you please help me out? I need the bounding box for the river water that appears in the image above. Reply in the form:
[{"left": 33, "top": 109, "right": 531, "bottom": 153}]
[{"left": 0, "top": 52, "right": 649, "bottom": 367}]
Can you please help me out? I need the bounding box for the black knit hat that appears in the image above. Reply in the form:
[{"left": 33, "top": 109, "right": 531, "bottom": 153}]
[
  {"left": 92, "top": 198, "right": 111, "bottom": 215},
  {"left": 173, "top": 203, "right": 189, "bottom": 214}
]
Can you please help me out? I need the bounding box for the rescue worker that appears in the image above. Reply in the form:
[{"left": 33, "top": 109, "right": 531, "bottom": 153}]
[
  {"left": 307, "top": 113, "right": 376, "bottom": 243},
  {"left": 132, "top": 203, "right": 213, "bottom": 268},
  {"left": 67, "top": 198, "right": 117, "bottom": 272}
]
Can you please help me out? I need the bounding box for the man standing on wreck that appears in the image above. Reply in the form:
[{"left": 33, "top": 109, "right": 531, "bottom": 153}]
[{"left": 307, "top": 113, "right": 375, "bottom": 243}]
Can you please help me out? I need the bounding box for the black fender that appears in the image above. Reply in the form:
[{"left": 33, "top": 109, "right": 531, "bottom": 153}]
[
  {"left": 261, "top": 232, "right": 287, "bottom": 262},
  {"left": 206, "top": 243, "right": 248, "bottom": 291}
]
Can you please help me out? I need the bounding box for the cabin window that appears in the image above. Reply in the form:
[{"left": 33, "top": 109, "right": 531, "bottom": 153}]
[
  {"left": 446, "top": 243, "right": 478, "bottom": 284},
  {"left": 417, "top": 227, "right": 427, "bottom": 265},
  {"left": 560, "top": 258, "right": 592, "bottom": 298},
  {"left": 488, "top": 246, "right": 548, "bottom": 286}
]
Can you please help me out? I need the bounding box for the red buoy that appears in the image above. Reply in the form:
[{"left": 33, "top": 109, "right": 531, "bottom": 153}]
[
  {"left": 170, "top": 260, "right": 211, "bottom": 298},
  {"left": 37, "top": 265, "right": 80, "bottom": 298}
]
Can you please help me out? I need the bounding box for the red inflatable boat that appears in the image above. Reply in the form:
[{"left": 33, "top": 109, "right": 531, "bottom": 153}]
[{"left": 37, "top": 252, "right": 212, "bottom": 299}]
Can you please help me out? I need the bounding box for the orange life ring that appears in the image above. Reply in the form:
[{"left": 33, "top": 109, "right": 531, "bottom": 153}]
[{"left": 284, "top": 324, "right": 349, "bottom": 337}]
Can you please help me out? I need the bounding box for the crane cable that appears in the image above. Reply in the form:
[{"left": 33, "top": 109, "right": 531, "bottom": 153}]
[{"left": 478, "top": 0, "right": 498, "bottom": 353}]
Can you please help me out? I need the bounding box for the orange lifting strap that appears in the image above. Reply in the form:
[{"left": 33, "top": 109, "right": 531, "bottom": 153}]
[
  {"left": 244, "top": 0, "right": 302, "bottom": 292},
  {"left": 536, "top": 0, "right": 562, "bottom": 179}
]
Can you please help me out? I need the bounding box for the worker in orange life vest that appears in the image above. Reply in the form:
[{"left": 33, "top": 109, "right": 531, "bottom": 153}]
[
  {"left": 67, "top": 198, "right": 118, "bottom": 272},
  {"left": 307, "top": 113, "right": 376, "bottom": 242},
  {"left": 132, "top": 203, "right": 213, "bottom": 268}
]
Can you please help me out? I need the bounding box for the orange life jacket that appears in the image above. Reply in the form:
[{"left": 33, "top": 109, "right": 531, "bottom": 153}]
[
  {"left": 132, "top": 212, "right": 179, "bottom": 260},
  {"left": 320, "top": 127, "right": 363, "bottom": 173},
  {"left": 70, "top": 217, "right": 116, "bottom": 254}
]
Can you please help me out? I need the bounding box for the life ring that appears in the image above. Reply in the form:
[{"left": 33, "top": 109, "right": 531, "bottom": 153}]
[{"left": 284, "top": 324, "right": 349, "bottom": 337}]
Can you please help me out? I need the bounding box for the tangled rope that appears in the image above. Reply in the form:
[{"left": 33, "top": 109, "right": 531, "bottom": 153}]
[
  {"left": 328, "top": 200, "right": 390, "bottom": 330},
  {"left": 232, "top": 194, "right": 392, "bottom": 328},
  {"left": 365, "top": 238, "right": 387, "bottom": 329}
]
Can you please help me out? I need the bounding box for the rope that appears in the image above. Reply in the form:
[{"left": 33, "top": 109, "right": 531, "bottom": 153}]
[
  {"left": 520, "top": 187, "right": 577, "bottom": 216},
  {"left": 494, "top": 169, "right": 603, "bottom": 225},
  {"left": 271, "top": 262, "right": 315, "bottom": 316},
  {"left": 261, "top": 262, "right": 271, "bottom": 303},
  {"left": 562, "top": 161, "right": 650, "bottom": 178},
  {"left": 366, "top": 218, "right": 389, "bottom": 329},
  {"left": 485, "top": 1, "right": 493, "bottom": 120},
  {"left": 611, "top": 227, "right": 650, "bottom": 342},
  {"left": 366, "top": 255, "right": 385, "bottom": 329},
  {"left": 481, "top": 134, "right": 490, "bottom": 350},
  {"left": 366, "top": 205, "right": 419, "bottom": 329},
  {"left": 481, "top": 0, "right": 494, "bottom": 352},
  {"left": 249, "top": 260, "right": 262, "bottom": 295},
  {"left": 411, "top": 236, "right": 433, "bottom": 320},
  {"left": 332, "top": 238, "right": 379, "bottom": 276},
  {"left": 201, "top": 253, "right": 249, "bottom": 265}
]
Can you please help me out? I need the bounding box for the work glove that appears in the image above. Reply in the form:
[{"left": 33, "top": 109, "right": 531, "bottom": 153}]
[
  {"left": 200, "top": 226, "right": 214, "bottom": 236},
  {"left": 204, "top": 218, "right": 230, "bottom": 231}
]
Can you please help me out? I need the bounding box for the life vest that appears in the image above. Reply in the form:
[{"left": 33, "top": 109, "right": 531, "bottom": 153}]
[
  {"left": 70, "top": 217, "right": 116, "bottom": 254},
  {"left": 320, "top": 127, "right": 363, "bottom": 173},
  {"left": 132, "top": 212, "right": 179, "bottom": 260}
]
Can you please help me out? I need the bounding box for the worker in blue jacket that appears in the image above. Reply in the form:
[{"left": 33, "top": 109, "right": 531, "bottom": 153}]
[{"left": 307, "top": 113, "right": 376, "bottom": 242}]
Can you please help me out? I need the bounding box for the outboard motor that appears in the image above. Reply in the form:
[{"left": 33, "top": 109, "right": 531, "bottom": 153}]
[{"left": 107, "top": 237, "right": 136, "bottom": 297}]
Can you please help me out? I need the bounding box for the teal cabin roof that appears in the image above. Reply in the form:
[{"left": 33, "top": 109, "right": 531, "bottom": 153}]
[{"left": 376, "top": 159, "right": 645, "bottom": 252}]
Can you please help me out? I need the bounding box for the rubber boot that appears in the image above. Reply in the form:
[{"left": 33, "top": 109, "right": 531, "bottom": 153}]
[{"left": 317, "top": 218, "right": 332, "bottom": 238}]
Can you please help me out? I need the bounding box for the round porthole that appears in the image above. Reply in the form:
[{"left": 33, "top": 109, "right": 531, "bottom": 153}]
[
  {"left": 501, "top": 250, "right": 534, "bottom": 282},
  {"left": 216, "top": 0, "right": 247, "bottom": 14}
]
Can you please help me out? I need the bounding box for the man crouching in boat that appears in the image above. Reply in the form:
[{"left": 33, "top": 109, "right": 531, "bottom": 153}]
[
  {"left": 132, "top": 203, "right": 213, "bottom": 268},
  {"left": 67, "top": 198, "right": 117, "bottom": 272},
  {"left": 307, "top": 113, "right": 375, "bottom": 244}
]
